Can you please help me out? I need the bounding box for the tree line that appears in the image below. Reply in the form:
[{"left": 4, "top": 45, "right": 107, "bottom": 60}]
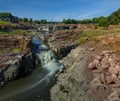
[
  {"left": 0, "top": 8, "right": 120, "bottom": 27},
  {"left": 62, "top": 8, "right": 120, "bottom": 27},
  {"left": 0, "top": 12, "right": 49, "bottom": 24}
]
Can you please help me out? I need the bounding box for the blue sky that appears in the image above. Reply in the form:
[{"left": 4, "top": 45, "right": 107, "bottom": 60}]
[{"left": 0, "top": 0, "right": 120, "bottom": 21}]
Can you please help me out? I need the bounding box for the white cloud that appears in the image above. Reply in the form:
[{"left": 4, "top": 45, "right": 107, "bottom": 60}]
[
  {"left": 53, "top": 9, "right": 109, "bottom": 21},
  {"left": 76, "top": 9, "right": 109, "bottom": 19}
]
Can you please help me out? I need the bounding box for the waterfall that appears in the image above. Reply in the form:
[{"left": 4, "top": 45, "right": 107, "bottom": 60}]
[
  {"left": 31, "top": 35, "right": 63, "bottom": 72},
  {"left": 37, "top": 50, "right": 56, "bottom": 66}
]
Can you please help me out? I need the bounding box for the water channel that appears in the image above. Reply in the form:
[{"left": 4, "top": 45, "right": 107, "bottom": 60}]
[{"left": 0, "top": 34, "right": 63, "bottom": 101}]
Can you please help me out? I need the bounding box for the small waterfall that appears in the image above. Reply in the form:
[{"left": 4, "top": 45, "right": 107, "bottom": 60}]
[
  {"left": 37, "top": 50, "right": 56, "bottom": 66},
  {"left": 31, "top": 35, "right": 63, "bottom": 72}
]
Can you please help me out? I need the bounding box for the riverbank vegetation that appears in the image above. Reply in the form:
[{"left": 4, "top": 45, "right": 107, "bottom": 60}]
[{"left": 62, "top": 8, "right": 120, "bottom": 27}]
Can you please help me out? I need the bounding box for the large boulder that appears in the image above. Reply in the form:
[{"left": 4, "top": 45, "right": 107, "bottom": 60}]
[{"left": 0, "top": 52, "right": 23, "bottom": 86}]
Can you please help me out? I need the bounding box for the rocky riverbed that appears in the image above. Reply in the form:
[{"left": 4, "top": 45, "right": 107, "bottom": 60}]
[{"left": 50, "top": 40, "right": 120, "bottom": 101}]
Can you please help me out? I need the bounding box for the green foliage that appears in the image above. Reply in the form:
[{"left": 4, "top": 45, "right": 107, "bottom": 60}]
[
  {"left": 0, "top": 29, "right": 31, "bottom": 35},
  {"left": 98, "top": 16, "right": 109, "bottom": 27},
  {"left": 34, "top": 19, "right": 47, "bottom": 24},
  {"left": 92, "top": 37, "right": 100, "bottom": 43},
  {"left": 62, "top": 19, "right": 78, "bottom": 24},
  {"left": 62, "top": 8, "right": 120, "bottom": 27},
  {"left": 78, "top": 37, "right": 87, "bottom": 44},
  {"left": 0, "top": 50, "right": 3, "bottom": 53},
  {"left": 77, "top": 29, "right": 103, "bottom": 44},
  {"left": 40, "top": 19, "right": 47, "bottom": 24},
  {"left": 79, "top": 19, "right": 92, "bottom": 24},
  {"left": 12, "top": 48, "right": 21, "bottom": 53},
  {"left": 0, "top": 20, "right": 11, "bottom": 25},
  {"left": 0, "top": 12, "right": 18, "bottom": 23},
  {"left": 0, "top": 12, "right": 12, "bottom": 21},
  {"left": 34, "top": 20, "right": 40, "bottom": 24},
  {"left": 92, "top": 17, "right": 99, "bottom": 24},
  {"left": 82, "top": 30, "right": 103, "bottom": 37},
  {"left": 22, "top": 18, "right": 28, "bottom": 22},
  {"left": 107, "top": 8, "right": 120, "bottom": 25},
  {"left": 29, "top": 18, "right": 33, "bottom": 23}
]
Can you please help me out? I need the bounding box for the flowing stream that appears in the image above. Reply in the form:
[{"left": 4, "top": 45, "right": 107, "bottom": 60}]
[{"left": 0, "top": 35, "right": 63, "bottom": 101}]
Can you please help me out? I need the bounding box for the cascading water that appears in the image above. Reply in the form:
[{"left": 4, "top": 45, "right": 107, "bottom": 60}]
[
  {"left": 31, "top": 34, "right": 63, "bottom": 72},
  {"left": 37, "top": 50, "right": 63, "bottom": 72},
  {"left": 37, "top": 50, "right": 56, "bottom": 66},
  {"left": 0, "top": 35, "right": 63, "bottom": 101}
]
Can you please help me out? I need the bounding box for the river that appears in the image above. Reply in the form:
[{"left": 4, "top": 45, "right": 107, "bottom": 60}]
[{"left": 0, "top": 34, "right": 63, "bottom": 101}]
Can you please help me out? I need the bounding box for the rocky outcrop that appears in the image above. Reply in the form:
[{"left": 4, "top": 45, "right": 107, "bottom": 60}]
[
  {"left": 50, "top": 47, "right": 93, "bottom": 101},
  {"left": 0, "top": 52, "right": 35, "bottom": 87},
  {"left": 0, "top": 35, "right": 35, "bottom": 87},
  {"left": 50, "top": 43, "right": 120, "bottom": 101},
  {"left": 36, "top": 24, "right": 77, "bottom": 33},
  {"left": 44, "top": 30, "right": 82, "bottom": 57},
  {"left": 0, "top": 35, "right": 31, "bottom": 53},
  {"left": 77, "top": 24, "right": 97, "bottom": 29},
  {"left": 0, "top": 23, "right": 35, "bottom": 31},
  {"left": 88, "top": 50, "right": 120, "bottom": 101},
  {"left": 0, "top": 52, "right": 23, "bottom": 86}
]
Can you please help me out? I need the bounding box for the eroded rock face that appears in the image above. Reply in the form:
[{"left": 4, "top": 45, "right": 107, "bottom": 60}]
[
  {"left": 0, "top": 52, "right": 23, "bottom": 86},
  {"left": 50, "top": 47, "right": 93, "bottom": 101},
  {"left": 44, "top": 30, "right": 82, "bottom": 57},
  {"left": 88, "top": 51, "right": 120, "bottom": 85},
  {"left": 0, "top": 52, "right": 35, "bottom": 87},
  {"left": 88, "top": 50, "right": 120, "bottom": 101},
  {"left": 51, "top": 45, "right": 120, "bottom": 101},
  {"left": 0, "top": 34, "right": 34, "bottom": 87},
  {"left": 0, "top": 34, "right": 31, "bottom": 53},
  {"left": 107, "top": 91, "right": 120, "bottom": 101}
]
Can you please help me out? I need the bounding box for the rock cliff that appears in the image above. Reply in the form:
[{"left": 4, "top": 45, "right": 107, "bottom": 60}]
[
  {"left": 50, "top": 41, "right": 120, "bottom": 101},
  {"left": 50, "top": 46, "right": 93, "bottom": 101},
  {"left": 44, "top": 30, "right": 82, "bottom": 57}
]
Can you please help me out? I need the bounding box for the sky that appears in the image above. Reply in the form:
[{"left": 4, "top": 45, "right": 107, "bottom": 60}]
[{"left": 0, "top": 0, "right": 120, "bottom": 21}]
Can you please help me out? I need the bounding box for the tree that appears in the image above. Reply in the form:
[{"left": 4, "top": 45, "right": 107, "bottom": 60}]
[
  {"left": 0, "top": 12, "right": 12, "bottom": 21},
  {"left": 62, "top": 19, "right": 78, "bottom": 24},
  {"left": 98, "top": 16, "right": 109, "bottom": 27},
  {"left": 22, "top": 18, "right": 28, "bottom": 22},
  {"left": 108, "top": 15, "right": 119, "bottom": 25},
  {"left": 34, "top": 20, "right": 40, "bottom": 24},
  {"left": 79, "top": 19, "right": 92, "bottom": 24},
  {"left": 92, "top": 17, "right": 99, "bottom": 24},
  {"left": 29, "top": 18, "right": 33, "bottom": 23},
  {"left": 107, "top": 8, "right": 120, "bottom": 25},
  {"left": 40, "top": 19, "right": 47, "bottom": 24}
]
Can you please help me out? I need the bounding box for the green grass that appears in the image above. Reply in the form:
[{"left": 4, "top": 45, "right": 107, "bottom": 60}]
[
  {"left": 0, "top": 29, "right": 31, "bottom": 35},
  {"left": 0, "top": 20, "right": 11, "bottom": 25},
  {"left": 13, "top": 29, "right": 31, "bottom": 35},
  {"left": 12, "top": 48, "right": 21, "bottom": 53},
  {"left": 77, "top": 29, "right": 104, "bottom": 44},
  {"left": 0, "top": 32, "right": 11, "bottom": 34},
  {"left": 0, "top": 50, "right": 4, "bottom": 53},
  {"left": 77, "top": 37, "right": 87, "bottom": 44}
]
